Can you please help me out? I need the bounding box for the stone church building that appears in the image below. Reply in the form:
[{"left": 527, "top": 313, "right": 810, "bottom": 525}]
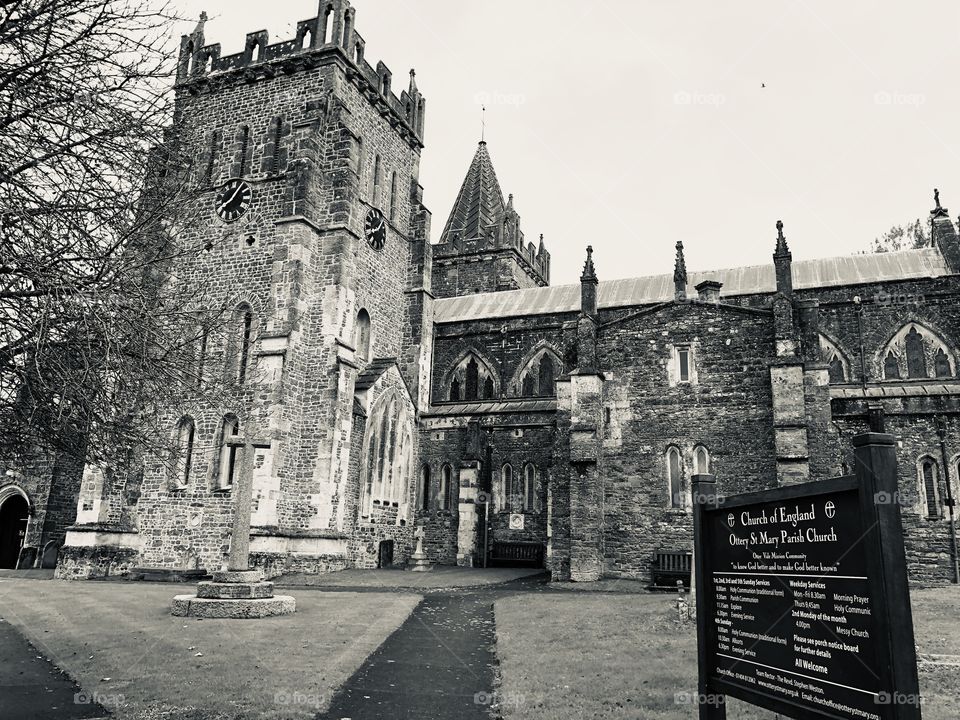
[{"left": 3, "top": 2, "right": 959, "bottom": 585}]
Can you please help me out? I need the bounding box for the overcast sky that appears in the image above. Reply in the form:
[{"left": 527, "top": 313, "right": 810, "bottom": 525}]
[{"left": 175, "top": 1, "right": 960, "bottom": 286}]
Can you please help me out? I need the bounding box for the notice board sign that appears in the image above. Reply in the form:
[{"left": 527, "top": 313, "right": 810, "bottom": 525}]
[{"left": 691, "top": 433, "right": 922, "bottom": 720}]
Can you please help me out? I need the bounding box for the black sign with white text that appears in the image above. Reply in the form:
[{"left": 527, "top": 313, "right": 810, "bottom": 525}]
[{"left": 703, "top": 484, "right": 886, "bottom": 719}]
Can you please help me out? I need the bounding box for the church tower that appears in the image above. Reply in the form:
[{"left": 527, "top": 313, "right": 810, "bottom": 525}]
[
  {"left": 432, "top": 141, "right": 550, "bottom": 297},
  {"left": 60, "top": 2, "right": 433, "bottom": 577}
]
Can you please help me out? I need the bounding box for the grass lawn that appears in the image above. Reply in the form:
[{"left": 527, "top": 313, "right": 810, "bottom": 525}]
[
  {"left": 494, "top": 587, "right": 960, "bottom": 720},
  {"left": 0, "top": 578, "right": 420, "bottom": 720}
]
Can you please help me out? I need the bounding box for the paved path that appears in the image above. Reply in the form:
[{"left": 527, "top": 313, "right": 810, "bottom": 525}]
[
  {"left": 318, "top": 574, "right": 550, "bottom": 720},
  {"left": 277, "top": 565, "right": 543, "bottom": 591},
  {"left": 0, "top": 619, "right": 106, "bottom": 720}
]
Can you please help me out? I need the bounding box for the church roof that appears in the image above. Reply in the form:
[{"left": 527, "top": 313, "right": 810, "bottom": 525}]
[
  {"left": 433, "top": 247, "right": 950, "bottom": 324},
  {"left": 439, "top": 141, "right": 506, "bottom": 242}
]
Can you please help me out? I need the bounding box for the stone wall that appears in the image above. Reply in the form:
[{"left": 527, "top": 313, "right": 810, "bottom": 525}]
[{"left": 596, "top": 300, "right": 779, "bottom": 581}]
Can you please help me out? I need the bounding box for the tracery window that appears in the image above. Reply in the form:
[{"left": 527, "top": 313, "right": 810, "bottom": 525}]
[
  {"left": 515, "top": 347, "right": 561, "bottom": 398},
  {"left": 881, "top": 323, "right": 954, "bottom": 381},
  {"left": 446, "top": 352, "right": 498, "bottom": 402},
  {"left": 359, "top": 392, "right": 414, "bottom": 517}
]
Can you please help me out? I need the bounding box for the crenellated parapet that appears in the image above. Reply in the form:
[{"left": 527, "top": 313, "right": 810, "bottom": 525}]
[{"left": 175, "top": 2, "right": 425, "bottom": 147}]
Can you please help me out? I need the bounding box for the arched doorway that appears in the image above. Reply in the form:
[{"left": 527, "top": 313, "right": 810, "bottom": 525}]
[{"left": 0, "top": 494, "right": 29, "bottom": 568}]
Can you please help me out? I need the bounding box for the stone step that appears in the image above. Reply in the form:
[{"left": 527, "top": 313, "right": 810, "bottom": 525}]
[
  {"left": 211, "top": 569, "right": 262, "bottom": 583},
  {"left": 171, "top": 594, "right": 296, "bottom": 619},
  {"left": 196, "top": 581, "right": 275, "bottom": 600}
]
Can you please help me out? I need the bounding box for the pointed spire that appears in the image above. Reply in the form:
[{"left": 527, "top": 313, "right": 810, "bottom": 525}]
[
  {"left": 773, "top": 220, "right": 794, "bottom": 296},
  {"left": 581, "top": 245, "right": 597, "bottom": 282},
  {"left": 194, "top": 11, "right": 207, "bottom": 35},
  {"left": 408, "top": 68, "right": 418, "bottom": 94},
  {"left": 673, "top": 241, "right": 687, "bottom": 299},
  {"left": 537, "top": 233, "right": 545, "bottom": 254},
  {"left": 580, "top": 246, "right": 598, "bottom": 316},
  {"left": 439, "top": 142, "right": 507, "bottom": 243},
  {"left": 774, "top": 219, "right": 790, "bottom": 255},
  {"left": 932, "top": 188, "right": 949, "bottom": 218}
]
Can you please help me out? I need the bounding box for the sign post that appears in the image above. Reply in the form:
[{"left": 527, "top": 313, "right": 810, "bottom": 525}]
[{"left": 692, "top": 432, "right": 921, "bottom": 720}]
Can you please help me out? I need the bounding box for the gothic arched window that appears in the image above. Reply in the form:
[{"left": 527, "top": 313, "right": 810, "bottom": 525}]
[
  {"left": 920, "top": 458, "right": 941, "bottom": 519},
  {"left": 232, "top": 304, "right": 254, "bottom": 384},
  {"left": 498, "top": 464, "right": 513, "bottom": 512},
  {"left": 539, "top": 355, "right": 556, "bottom": 396},
  {"left": 465, "top": 358, "right": 480, "bottom": 400},
  {"left": 482, "top": 376, "right": 494, "bottom": 400},
  {"left": 905, "top": 327, "right": 927, "bottom": 379},
  {"left": 693, "top": 445, "right": 710, "bottom": 475},
  {"left": 359, "top": 392, "right": 413, "bottom": 517},
  {"left": 523, "top": 463, "right": 536, "bottom": 512},
  {"left": 419, "top": 464, "right": 431, "bottom": 511},
  {"left": 446, "top": 353, "right": 498, "bottom": 403},
  {"left": 355, "top": 308, "right": 371, "bottom": 362},
  {"left": 521, "top": 375, "right": 535, "bottom": 397},
  {"left": 174, "top": 417, "right": 195, "bottom": 488},
  {"left": 514, "top": 347, "right": 562, "bottom": 398},
  {"left": 935, "top": 349, "right": 953, "bottom": 378},
  {"left": 440, "top": 464, "right": 453, "bottom": 511},
  {"left": 828, "top": 355, "right": 845, "bottom": 383},
  {"left": 667, "top": 447, "right": 683, "bottom": 509},
  {"left": 883, "top": 352, "right": 901, "bottom": 380}
]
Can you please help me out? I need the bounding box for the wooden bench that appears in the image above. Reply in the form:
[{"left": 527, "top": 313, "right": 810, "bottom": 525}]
[
  {"left": 488, "top": 541, "right": 544, "bottom": 568},
  {"left": 651, "top": 550, "right": 692, "bottom": 589}
]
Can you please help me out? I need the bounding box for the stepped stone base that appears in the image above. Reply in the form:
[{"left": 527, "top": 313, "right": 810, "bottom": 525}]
[
  {"left": 172, "top": 568, "right": 295, "bottom": 618},
  {"left": 196, "top": 580, "right": 275, "bottom": 599},
  {"left": 408, "top": 554, "right": 433, "bottom": 572},
  {"left": 171, "top": 594, "right": 295, "bottom": 618},
  {"left": 211, "top": 570, "right": 262, "bottom": 583}
]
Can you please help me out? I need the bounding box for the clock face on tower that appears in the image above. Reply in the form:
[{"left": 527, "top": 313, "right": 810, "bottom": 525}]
[
  {"left": 215, "top": 178, "right": 252, "bottom": 222},
  {"left": 364, "top": 208, "right": 386, "bottom": 251}
]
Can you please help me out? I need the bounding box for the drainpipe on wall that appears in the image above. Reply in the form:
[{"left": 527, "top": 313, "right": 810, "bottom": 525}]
[{"left": 936, "top": 416, "right": 960, "bottom": 584}]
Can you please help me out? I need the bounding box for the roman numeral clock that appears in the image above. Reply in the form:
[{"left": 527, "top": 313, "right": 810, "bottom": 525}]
[
  {"left": 215, "top": 178, "right": 252, "bottom": 223},
  {"left": 364, "top": 208, "right": 386, "bottom": 251}
]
